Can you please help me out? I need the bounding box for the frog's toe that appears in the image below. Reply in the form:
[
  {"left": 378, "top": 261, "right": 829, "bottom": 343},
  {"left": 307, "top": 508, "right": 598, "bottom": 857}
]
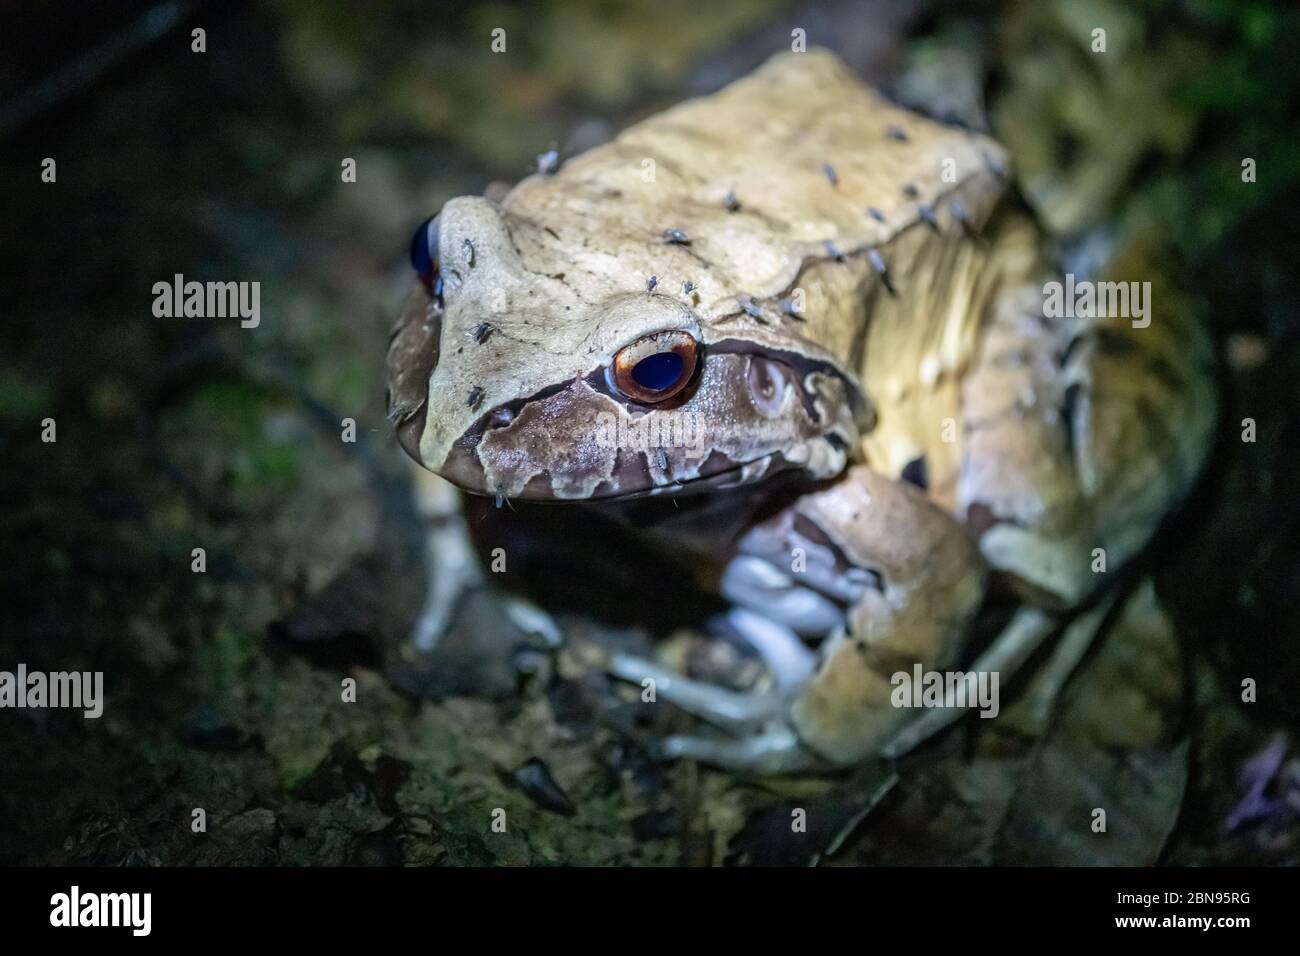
[
  {"left": 501, "top": 595, "right": 564, "bottom": 647},
  {"left": 608, "top": 613, "right": 821, "bottom": 771},
  {"left": 720, "top": 555, "right": 846, "bottom": 637},
  {"left": 605, "top": 650, "right": 780, "bottom": 733},
  {"left": 717, "top": 607, "right": 816, "bottom": 691},
  {"left": 657, "top": 723, "right": 816, "bottom": 775},
  {"left": 608, "top": 652, "right": 788, "bottom": 733}
]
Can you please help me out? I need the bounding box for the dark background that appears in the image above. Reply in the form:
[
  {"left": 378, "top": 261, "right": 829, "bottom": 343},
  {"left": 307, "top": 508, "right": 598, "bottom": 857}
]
[{"left": 2, "top": 0, "right": 1299, "bottom": 865}]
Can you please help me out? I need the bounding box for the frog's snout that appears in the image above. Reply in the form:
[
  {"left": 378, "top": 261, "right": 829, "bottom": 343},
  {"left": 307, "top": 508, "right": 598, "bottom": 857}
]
[
  {"left": 386, "top": 281, "right": 444, "bottom": 469},
  {"left": 433, "top": 378, "right": 633, "bottom": 501}
]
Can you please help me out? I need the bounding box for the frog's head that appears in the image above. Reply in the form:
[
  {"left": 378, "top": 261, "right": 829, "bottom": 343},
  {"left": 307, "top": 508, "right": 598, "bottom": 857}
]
[{"left": 387, "top": 196, "right": 868, "bottom": 501}]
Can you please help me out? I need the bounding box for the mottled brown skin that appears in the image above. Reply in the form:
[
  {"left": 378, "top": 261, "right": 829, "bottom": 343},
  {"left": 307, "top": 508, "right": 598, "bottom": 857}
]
[{"left": 387, "top": 50, "right": 1216, "bottom": 771}]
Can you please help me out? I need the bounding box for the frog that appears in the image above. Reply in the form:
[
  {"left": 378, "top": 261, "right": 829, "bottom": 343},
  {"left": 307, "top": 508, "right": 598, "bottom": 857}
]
[{"left": 385, "top": 49, "right": 1217, "bottom": 774}]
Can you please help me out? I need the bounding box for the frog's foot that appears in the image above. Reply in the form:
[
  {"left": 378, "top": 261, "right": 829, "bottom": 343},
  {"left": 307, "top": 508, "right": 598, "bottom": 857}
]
[
  {"left": 608, "top": 609, "right": 821, "bottom": 774},
  {"left": 957, "top": 260, "right": 1216, "bottom": 608},
  {"left": 609, "top": 610, "right": 811, "bottom": 731}
]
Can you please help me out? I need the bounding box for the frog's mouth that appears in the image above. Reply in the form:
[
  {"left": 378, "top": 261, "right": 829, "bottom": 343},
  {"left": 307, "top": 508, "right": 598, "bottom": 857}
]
[
  {"left": 444, "top": 438, "right": 800, "bottom": 502},
  {"left": 436, "top": 350, "right": 860, "bottom": 502}
]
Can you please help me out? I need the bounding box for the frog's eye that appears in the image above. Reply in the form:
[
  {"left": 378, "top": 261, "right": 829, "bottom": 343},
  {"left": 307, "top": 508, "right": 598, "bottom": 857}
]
[
  {"left": 409, "top": 215, "right": 440, "bottom": 281},
  {"left": 608, "top": 330, "right": 700, "bottom": 404}
]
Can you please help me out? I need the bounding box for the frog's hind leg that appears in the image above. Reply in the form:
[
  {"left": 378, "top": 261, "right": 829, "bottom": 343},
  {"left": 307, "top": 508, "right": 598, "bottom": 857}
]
[
  {"left": 879, "top": 604, "right": 1060, "bottom": 758},
  {"left": 957, "top": 237, "right": 1217, "bottom": 608},
  {"left": 1018, "top": 591, "right": 1118, "bottom": 731}
]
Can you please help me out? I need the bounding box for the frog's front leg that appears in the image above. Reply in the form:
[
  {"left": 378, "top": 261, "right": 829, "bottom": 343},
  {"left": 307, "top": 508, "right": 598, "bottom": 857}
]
[
  {"left": 409, "top": 466, "right": 562, "bottom": 651},
  {"left": 409, "top": 466, "right": 483, "bottom": 650},
  {"left": 610, "top": 465, "right": 987, "bottom": 772}
]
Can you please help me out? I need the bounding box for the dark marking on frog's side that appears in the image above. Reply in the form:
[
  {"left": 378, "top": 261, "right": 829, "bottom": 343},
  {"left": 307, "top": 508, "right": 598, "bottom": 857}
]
[
  {"left": 1060, "top": 381, "right": 1084, "bottom": 456},
  {"left": 1058, "top": 333, "right": 1087, "bottom": 370},
  {"left": 983, "top": 151, "right": 1009, "bottom": 179},
  {"left": 1092, "top": 329, "right": 1186, "bottom": 394},
  {"left": 902, "top": 183, "right": 919, "bottom": 199},
  {"left": 1093, "top": 328, "right": 1139, "bottom": 358},
  {"left": 868, "top": 248, "right": 895, "bottom": 296},
  {"left": 918, "top": 204, "right": 939, "bottom": 231},
  {"left": 543, "top": 226, "right": 561, "bottom": 240},
  {"left": 822, "top": 163, "right": 838, "bottom": 187},
  {"left": 788, "top": 514, "right": 884, "bottom": 592},
  {"left": 824, "top": 431, "right": 850, "bottom": 453},
  {"left": 663, "top": 228, "right": 691, "bottom": 245},
  {"left": 467, "top": 386, "right": 485, "bottom": 410},
  {"left": 886, "top": 124, "right": 908, "bottom": 142},
  {"left": 462, "top": 238, "right": 476, "bottom": 267},
  {"left": 646, "top": 275, "right": 658, "bottom": 294},
  {"left": 901, "top": 455, "right": 929, "bottom": 491},
  {"left": 471, "top": 322, "right": 494, "bottom": 345},
  {"left": 949, "top": 197, "right": 973, "bottom": 234},
  {"left": 723, "top": 190, "right": 740, "bottom": 212},
  {"left": 824, "top": 239, "right": 844, "bottom": 261},
  {"left": 867, "top": 207, "right": 885, "bottom": 224}
]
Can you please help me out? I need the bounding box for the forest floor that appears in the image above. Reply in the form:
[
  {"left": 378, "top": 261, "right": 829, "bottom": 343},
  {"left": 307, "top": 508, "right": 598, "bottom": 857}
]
[{"left": 3, "top": 0, "right": 1298, "bottom": 865}]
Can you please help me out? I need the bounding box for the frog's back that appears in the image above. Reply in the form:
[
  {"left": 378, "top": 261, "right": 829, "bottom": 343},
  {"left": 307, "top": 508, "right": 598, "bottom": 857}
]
[{"left": 501, "top": 49, "right": 1010, "bottom": 349}]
